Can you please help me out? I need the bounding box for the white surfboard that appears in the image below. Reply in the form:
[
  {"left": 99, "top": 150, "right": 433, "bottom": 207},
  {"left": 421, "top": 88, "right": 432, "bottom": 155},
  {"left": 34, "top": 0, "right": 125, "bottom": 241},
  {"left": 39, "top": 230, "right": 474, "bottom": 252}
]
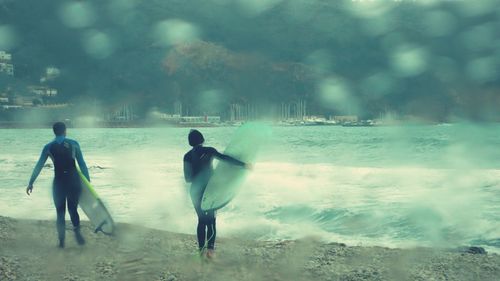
[
  {"left": 201, "top": 122, "right": 271, "bottom": 211},
  {"left": 77, "top": 168, "right": 115, "bottom": 235}
]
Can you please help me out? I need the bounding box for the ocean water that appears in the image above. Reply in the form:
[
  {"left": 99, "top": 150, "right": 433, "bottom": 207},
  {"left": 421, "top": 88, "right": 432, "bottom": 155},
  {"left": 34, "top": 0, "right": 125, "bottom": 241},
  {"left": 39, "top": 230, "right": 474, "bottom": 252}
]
[{"left": 1, "top": 124, "right": 499, "bottom": 252}]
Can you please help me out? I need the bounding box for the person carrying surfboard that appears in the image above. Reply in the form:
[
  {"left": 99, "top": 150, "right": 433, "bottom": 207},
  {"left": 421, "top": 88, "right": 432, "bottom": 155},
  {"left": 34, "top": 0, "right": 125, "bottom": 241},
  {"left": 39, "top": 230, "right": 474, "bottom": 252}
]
[
  {"left": 183, "top": 129, "right": 251, "bottom": 259},
  {"left": 26, "top": 122, "right": 90, "bottom": 248}
]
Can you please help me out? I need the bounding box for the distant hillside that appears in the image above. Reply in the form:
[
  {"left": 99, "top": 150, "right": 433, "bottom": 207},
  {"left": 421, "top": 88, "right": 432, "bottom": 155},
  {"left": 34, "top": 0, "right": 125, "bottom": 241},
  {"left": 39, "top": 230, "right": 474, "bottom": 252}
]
[{"left": 1, "top": 0, "right": 499, "bottom": 120}]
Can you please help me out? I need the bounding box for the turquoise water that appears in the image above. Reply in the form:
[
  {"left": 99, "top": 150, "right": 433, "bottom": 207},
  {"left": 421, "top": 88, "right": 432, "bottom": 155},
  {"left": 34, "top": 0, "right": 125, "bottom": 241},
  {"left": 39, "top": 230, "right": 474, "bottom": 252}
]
[{"left": 1, "top": 125, "right": 499, "bottom": 252}]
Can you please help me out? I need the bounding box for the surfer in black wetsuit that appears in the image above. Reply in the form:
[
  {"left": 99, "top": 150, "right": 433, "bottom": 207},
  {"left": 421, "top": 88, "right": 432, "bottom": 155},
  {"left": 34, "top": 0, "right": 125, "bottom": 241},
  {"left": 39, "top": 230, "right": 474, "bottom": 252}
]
[
  {"left": 26, "top": 122, "right": 90, "bottom": 248},
  {"left": 183, "top": 129, "right": 250, "bottom": 259}
]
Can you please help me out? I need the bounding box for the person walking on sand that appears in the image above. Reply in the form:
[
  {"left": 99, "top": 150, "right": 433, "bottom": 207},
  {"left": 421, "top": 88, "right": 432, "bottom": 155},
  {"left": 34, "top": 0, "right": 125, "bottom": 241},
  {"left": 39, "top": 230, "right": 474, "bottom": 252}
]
[
  {"left": 183, "top": 129, "right": 251, "bottom": 259},
  {"left": 26, "top": 122, "right": 89, "bottom": 248}
]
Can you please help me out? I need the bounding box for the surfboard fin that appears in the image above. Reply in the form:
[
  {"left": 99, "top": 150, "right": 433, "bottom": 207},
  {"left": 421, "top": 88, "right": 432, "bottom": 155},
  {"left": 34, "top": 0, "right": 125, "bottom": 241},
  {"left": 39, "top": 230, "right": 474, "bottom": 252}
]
[
  {"left": 94, "top": 221, "right": 106, "bottom": 233},
  {"left": 94, "top": 221, "right": 114, "bottom": 235}
]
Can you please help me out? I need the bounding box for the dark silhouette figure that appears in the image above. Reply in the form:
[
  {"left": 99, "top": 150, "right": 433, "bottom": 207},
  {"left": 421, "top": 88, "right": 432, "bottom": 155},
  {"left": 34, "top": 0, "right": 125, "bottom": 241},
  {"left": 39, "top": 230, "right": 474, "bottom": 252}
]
[
  {"left": 183, "top": 129, "right": 249, "bottom": 258},
  {"left": 27, "top": 122, "right": 89, "bottom": 248}
]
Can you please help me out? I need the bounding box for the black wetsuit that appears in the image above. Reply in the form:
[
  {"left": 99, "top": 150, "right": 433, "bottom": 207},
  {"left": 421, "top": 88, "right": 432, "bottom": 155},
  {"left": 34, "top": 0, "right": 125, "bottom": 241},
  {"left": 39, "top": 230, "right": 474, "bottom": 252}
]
[
  {"left": 29, "top": 136, "right": 89, "bottom": 241},
  {"left": 183, "top": 145, "right": 245, "bottom": 250}
]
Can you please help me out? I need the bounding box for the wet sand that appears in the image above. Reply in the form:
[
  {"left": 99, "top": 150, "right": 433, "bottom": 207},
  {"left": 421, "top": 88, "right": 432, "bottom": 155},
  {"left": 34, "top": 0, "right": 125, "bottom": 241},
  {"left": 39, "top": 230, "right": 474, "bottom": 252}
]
[{"left": 1, "top": 216, "right": 499, "bottom": 281}]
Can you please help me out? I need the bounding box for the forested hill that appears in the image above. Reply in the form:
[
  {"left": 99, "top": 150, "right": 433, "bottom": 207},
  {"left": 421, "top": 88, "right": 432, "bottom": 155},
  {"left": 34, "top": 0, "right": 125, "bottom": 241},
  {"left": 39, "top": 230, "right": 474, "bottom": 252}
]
[{"left": 0, "top": 0, "right": 499, "bottom": 120}]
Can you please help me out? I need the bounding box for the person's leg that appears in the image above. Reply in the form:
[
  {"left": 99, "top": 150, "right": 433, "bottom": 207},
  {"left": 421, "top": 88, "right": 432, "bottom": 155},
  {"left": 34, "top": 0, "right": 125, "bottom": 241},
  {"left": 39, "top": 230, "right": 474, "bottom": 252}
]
[
  {"left": 67, "top": 184, "right": 84, "bottom": 245},
  {"left": 191, "top": 186, "right": 207, "bottom": 252},
  {"left": 67, "top": 189, "right": 80, "bottom": 228},
  {"left": 52, "top": 183, "right": 66, "bottom": 248},
  {"left": 195, "top": 203, "right": 208, "bottom": 251},
  {"left": 206, "top": 211, "right": 216, "bottom": 250},
  {"left": 197, "top": 216, "right": 207, "bottom": 250}
]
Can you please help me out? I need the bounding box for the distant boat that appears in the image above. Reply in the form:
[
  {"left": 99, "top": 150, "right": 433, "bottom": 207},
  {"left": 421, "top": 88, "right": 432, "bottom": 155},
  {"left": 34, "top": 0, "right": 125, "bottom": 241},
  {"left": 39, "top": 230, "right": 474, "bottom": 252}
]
[
  {"left": 304, "top": 120, "right": 338, "bottom": 126},
  {"left": 342, "top": 120, "right": 376, "bottom": 127}
]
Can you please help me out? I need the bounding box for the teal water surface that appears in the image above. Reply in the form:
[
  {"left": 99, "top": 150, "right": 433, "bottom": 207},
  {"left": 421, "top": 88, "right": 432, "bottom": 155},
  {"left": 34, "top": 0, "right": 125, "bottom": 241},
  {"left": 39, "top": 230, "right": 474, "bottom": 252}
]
[{"left": 0, "top": 124, "right": 499, "bottom": 252}]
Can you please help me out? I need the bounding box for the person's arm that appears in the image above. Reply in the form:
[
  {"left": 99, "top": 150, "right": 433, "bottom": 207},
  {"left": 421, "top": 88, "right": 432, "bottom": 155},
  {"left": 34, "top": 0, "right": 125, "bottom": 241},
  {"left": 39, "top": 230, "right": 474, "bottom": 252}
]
[
  {"left": 75, "top": 141, "right": 90, "bottom": 181},
  {"left": 183, "top": 161, "right": 193, "bottom": 183},
  {"left": 27, "top": 145, "right": 49, "bottom": 195},
  {"left": 211, "top": 147, "right": 247, "bottom": 167}
]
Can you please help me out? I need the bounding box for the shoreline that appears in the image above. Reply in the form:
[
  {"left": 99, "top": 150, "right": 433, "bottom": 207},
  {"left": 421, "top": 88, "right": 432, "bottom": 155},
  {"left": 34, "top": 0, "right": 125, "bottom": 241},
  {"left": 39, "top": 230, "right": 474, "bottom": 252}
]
[
  {"left": 1, "top": 216, "right": 499, "bottom": 281},
  {"left": 0, "top": 121, "right": 448, "bottom": 129}
]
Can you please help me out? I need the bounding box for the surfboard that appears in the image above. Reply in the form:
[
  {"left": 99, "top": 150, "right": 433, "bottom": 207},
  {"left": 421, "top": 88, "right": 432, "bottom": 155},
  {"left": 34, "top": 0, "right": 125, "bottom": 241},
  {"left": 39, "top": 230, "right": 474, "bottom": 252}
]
[
  {"left": 77, "top": 168, "right": 115, "bottom": 235},
  {"left": 201, "top": 122, "right": 271, "bottom": 211}
]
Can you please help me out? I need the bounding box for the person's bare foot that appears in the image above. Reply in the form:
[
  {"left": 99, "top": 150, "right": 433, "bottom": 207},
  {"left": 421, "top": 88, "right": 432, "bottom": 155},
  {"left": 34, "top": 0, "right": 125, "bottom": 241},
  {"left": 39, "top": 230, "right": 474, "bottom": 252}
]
[{"left": 206, "top": 249, "right": 216, "bottom": 259}]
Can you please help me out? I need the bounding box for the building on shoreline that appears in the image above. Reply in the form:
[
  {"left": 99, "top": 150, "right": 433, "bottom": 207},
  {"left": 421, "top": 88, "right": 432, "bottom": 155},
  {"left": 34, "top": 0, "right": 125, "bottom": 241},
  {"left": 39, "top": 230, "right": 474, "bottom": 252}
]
[
  {"left": 44, "top": 67, "right": 60, "bottom": 80},
  {"left": 0, "top": 51, "right": 14, "bottom": 76},
  {"left": 28, "top": 86, "right": 58, "bottom": 97},
  {"left": 0, "top": 52, "right": 60, "bottom": 113}
]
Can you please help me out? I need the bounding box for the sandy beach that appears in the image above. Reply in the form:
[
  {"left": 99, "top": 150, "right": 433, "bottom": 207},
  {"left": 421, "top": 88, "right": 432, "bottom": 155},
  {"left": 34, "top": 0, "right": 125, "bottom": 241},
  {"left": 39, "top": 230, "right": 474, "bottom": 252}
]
[{"left": 0, "top": 216, "right": 499, "bottom": 281}]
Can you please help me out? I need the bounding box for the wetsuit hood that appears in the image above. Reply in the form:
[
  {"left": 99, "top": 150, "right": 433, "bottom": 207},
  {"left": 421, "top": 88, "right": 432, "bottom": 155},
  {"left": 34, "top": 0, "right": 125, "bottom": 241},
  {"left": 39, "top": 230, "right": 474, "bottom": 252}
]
[{"left": 189, "top": 130, "right": 205, "bottom": 146}]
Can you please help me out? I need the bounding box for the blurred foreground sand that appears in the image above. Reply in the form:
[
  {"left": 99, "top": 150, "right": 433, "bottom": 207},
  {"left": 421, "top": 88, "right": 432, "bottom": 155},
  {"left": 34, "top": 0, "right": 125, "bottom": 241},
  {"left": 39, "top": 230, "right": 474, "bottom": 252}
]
[{"left": 1, "top": 216, "right": 499, "bottom": 281}]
